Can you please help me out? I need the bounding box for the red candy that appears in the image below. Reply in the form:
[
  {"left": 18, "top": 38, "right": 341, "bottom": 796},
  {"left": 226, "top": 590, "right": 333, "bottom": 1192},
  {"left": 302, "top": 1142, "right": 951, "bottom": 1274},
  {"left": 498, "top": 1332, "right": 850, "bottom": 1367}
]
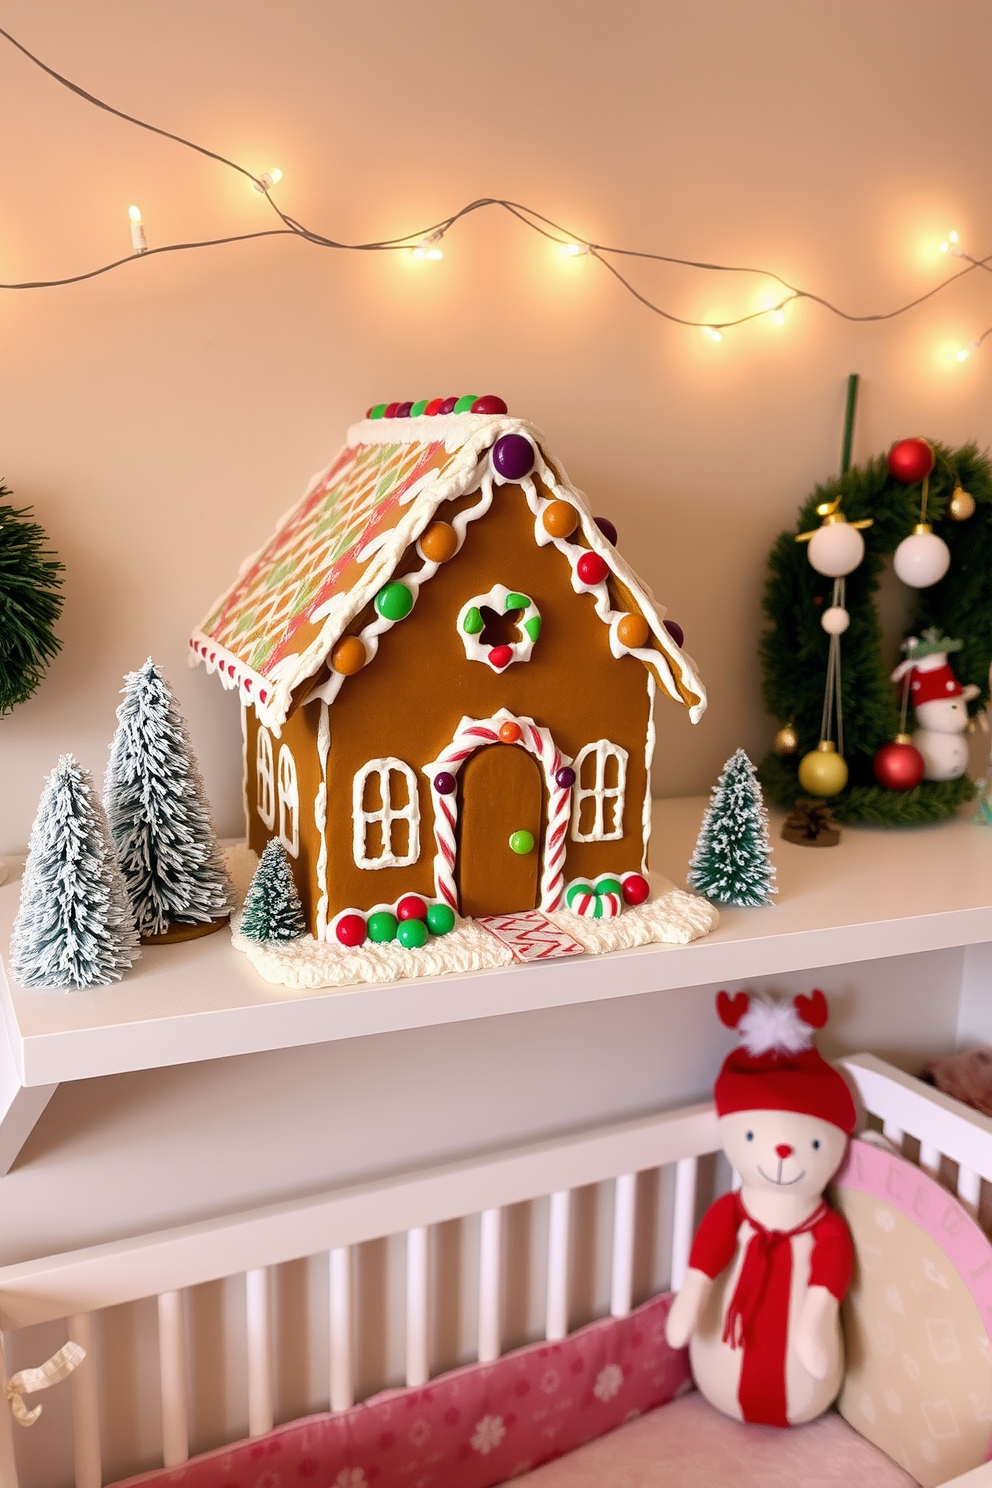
[
  {"left": 498, "top": 720, "right": 522, "bottom": 743},
  {"left": 622, "top": 874, "right": 650, "bottom": 906},
  {"left": 397, "top": 894, "right": 428, "bottom": 921},
  {"left": 336, "top": 913, "right": 367, "bottom": 947},
  {"left": 471, "top": 395, "right": 509, "bottom": 415},
  {"left": 489, "top": 644, "right": 513, "bottom": 669},
  {"left": 384, "top": 402, "right": 399, "bottom": 419},
  {"left": 424, "top": 398, "right": 444, "bottom": 416},
  {"left": 576, "top": 551, "right": 609, "bottom": 586}
]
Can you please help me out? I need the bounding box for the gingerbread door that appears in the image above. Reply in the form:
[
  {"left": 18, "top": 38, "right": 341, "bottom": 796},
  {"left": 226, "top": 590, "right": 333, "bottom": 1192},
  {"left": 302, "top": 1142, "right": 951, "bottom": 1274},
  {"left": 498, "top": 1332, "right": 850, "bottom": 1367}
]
[{"left": 457, "top": 744, "right": 544, "bottom": 916}]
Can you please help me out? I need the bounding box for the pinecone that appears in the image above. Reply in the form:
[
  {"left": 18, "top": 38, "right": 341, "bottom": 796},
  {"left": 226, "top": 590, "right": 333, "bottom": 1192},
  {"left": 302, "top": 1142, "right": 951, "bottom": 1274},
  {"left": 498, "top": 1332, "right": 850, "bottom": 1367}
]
[{"left": 781, "top": 797, "right": 841, "bottom": 848}]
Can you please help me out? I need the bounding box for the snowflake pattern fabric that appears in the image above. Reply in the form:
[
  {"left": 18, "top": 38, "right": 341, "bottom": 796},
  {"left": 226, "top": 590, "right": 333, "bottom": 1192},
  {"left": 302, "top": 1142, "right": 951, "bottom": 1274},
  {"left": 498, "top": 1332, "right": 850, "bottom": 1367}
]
[{"left": 687, "top": 748, "right": 777, "bottom": 907}]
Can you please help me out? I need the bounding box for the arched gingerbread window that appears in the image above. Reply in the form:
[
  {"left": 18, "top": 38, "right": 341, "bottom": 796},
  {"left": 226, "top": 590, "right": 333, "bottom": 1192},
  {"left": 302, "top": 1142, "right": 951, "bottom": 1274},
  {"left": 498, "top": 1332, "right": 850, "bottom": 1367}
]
[
  {"left": 256, "top": 726, "right": 276, "bottom": 830},
  {"left": 352, "top": 758, "right": 420, "bottom": 869},
  {"left": 277, "top": 745, "right": 300, "bottom": 858},
  {"left": 571, "top": 741, "right": 628, "bottom": 842}
]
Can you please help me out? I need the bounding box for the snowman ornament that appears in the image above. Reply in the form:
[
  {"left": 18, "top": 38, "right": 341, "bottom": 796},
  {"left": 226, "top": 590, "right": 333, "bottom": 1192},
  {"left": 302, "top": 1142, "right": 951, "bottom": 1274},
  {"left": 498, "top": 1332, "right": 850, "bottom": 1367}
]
[
  {"left": 891, "top": 630, "right": 979, "bottom": 782},
  {"left": 666, "top": 990, "right": 855, "bottom": 1428}
]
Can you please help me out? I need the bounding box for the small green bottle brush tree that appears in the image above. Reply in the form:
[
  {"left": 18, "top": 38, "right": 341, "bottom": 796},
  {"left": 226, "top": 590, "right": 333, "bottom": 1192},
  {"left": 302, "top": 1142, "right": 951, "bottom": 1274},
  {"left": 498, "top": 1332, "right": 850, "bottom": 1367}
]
[
  {"left": 0, "top": 485, "right": 64, "bottom": 712},
  {"left": 759, "top": 441, "right": 992, "bottom": 826}
]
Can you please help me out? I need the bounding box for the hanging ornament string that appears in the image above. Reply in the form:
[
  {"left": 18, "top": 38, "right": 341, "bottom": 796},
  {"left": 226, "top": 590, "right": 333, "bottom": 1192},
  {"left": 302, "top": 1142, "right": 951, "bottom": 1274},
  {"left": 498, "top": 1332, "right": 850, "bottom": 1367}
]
[{"left": 819, "top": 577, "right": 846, "bottom": 759}]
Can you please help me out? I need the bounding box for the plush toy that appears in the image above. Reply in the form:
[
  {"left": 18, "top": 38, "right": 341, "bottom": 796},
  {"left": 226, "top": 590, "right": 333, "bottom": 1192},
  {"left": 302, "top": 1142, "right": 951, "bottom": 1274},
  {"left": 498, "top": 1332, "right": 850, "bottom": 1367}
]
[{"left": 665, "top": 989, "right": 856, "bottom": 1428}]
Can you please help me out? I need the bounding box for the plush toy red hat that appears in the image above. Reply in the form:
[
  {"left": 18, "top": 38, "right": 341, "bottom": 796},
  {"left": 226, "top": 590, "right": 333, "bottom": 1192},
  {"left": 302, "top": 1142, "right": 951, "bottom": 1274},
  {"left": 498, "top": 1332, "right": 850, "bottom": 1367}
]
[
  {"left": 907, "top": 662, "right": 963, "bottom": 706},
  {"left": 715, "top": 989, "right": 857, "bottom": 1133}
]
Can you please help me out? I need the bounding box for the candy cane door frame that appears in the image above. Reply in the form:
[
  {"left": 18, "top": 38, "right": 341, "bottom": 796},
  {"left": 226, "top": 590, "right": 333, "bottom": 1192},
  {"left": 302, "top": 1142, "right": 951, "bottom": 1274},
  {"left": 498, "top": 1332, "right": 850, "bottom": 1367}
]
[{"left": 457, "top": 745, "right": 545, "bottom": 916}]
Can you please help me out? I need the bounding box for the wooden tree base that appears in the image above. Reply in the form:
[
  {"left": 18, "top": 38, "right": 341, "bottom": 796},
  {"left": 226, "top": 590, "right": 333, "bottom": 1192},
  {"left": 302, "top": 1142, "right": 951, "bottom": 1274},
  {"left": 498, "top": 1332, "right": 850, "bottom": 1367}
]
[{"left": 140, "top": 915, "right": 230, "bottom": 946}]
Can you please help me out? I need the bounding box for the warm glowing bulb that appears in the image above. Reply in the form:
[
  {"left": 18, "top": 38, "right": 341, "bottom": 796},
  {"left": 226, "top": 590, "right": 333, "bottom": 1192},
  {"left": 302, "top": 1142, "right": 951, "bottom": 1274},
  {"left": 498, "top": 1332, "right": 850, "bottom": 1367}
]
[
  {"left": 956, "top": 347, "right": 970, "bottom": 362},
  {"left": 771, "top": 309, "right": 786, "bottom": 327},
  {"left": 253, "top": 168, "right": 283, "bottom": 192},
  {"left": 128, "top": 205, "right": 142, "bottom": 223},
  {"left": 940, "top": 229, "right": 962, "bottom": 257},
  {"left": 559, "top": 242, "right": 589, "bottom": 257},
  {"left": 949, "top": 230, "right": 959, "bottom": 244},
  {"left": 128, "top": 205, "right": 148, "bottom": 254},
  {"left": 412, "top": 233, "right": 443, "bottom": 261},
  {"left": 702, "top": 326, "right": 723, "bottom": 343}
]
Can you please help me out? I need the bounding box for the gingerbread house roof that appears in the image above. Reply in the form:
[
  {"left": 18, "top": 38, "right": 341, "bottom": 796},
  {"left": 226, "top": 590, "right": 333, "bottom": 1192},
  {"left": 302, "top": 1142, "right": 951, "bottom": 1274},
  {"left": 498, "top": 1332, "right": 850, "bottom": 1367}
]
[{"left": 190, "top": 409, "right": 707, "bottom": 730}]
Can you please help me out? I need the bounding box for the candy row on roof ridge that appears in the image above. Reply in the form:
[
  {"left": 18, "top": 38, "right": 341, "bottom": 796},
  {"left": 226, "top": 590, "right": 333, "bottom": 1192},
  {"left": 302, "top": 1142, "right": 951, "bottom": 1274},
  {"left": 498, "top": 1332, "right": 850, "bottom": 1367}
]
[{"left": 365, "top": 395, "right": 508, "bottom": 420}]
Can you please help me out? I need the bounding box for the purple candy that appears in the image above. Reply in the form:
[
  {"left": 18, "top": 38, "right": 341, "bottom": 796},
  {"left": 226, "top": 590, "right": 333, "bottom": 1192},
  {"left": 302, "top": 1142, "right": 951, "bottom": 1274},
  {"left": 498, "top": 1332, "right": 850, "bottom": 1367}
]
[
  {"left": 395, "top": 401, "right": 413, "bottom": 418},
  {"left": 435, "top": 771, "right": 456, "bottom": 795},
  {"left": 594, "top": 516, "right": 618, "bottom": 545},
  {"left": 491, "top": 433, "right": 535, "bottom": 482},
  {"left": 438, "top": 397, "right": 458, "bottom": 415},
  {"left": 555, "top": 766, "right": 576, "bottom": 789},
  {"left": 664, "top": 619, "right": 685, "bottom": 647}
]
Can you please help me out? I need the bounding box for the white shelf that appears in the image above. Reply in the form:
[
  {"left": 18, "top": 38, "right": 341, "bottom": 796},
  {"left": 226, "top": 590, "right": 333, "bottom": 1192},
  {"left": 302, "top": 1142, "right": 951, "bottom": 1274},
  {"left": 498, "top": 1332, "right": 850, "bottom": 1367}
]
[{"left": 2, "top": 797, "right": 990, "bottom": 1096}]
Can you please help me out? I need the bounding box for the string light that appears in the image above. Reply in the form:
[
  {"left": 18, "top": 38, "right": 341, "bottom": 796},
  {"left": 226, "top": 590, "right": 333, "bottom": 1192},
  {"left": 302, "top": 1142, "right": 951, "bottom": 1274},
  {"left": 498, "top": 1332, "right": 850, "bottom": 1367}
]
[
  {"left": 0, "top": 22, "right": 989, "bottom": 359},
  {"left": 128, "top": 204, "right": 147, "bottom": 254},
  {"left": 956, "top": 326, "right": 992, "bottom": 361}
]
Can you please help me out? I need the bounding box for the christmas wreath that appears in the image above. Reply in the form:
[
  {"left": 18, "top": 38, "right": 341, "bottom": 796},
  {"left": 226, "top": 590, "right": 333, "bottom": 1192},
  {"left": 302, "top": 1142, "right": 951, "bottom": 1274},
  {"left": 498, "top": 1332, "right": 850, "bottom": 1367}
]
[
  {"left": 0, "top": 485, "right": 64, "bottom": 713},
  {"left": 759, "top": 441, "right": 992, "bottom": 825}
]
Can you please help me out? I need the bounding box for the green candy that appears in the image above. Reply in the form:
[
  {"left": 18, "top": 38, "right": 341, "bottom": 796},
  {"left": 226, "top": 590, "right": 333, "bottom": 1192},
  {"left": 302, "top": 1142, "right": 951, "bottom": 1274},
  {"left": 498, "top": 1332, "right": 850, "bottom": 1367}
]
[
  {"left": 509, "top": 830, "right": 535, "bottom": 855},
  {"left": 524, "top": 615, "right": 541, "bottom": 643},
  {"left": 462, "top": 606, "right": 484, "bottom": 634},
  {"left": 369, "top": 403, "right": 387, "bottom": 419},
  {"left": 426, "top": 902, "right": 456, "bottom": 936},
  {"left": 410, "top": 399, "right": 429, "bottom": 417},
  {"left": 454, "top": 394, "right": 478, "bottom": 414},
  {"left": 596, "top": 878, "right": 623, "bottom": 898},
  {"left": 375, "top": 582, "right": 414, "bottom": 621},
  {"left": 397, "top": 918, "right": 428, "bottom": 949},
  {"left": 566, "top": 882, "right": 593, "bottom": 908},
  {"left": 505, "top": 591, "right": 530, "bottom": 611},
  {"left": 367, "top": 911, "right": 398, "bottom": 943}
]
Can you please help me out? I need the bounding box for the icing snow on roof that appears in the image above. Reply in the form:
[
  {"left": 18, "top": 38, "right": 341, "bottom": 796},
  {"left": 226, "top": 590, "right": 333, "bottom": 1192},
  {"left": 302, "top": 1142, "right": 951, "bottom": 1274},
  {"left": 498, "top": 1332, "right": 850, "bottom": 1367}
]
[{"left": 190, "top": 412, "right": 706, "bottom": 731}]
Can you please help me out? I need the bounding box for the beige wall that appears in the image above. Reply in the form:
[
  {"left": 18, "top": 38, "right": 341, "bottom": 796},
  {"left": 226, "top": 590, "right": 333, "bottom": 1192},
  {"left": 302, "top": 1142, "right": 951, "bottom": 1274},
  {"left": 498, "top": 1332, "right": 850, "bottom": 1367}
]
[{"left": 2, "top": 0, "right": 991, "bottom": 853}]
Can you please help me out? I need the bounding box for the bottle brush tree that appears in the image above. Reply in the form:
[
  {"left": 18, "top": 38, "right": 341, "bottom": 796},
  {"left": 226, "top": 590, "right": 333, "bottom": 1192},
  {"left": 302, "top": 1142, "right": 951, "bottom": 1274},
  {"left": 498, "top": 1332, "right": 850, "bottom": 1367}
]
[
  {"left": 240, "top": 840, "right": 307, "bottom": 942},
  {"left": 104, "top": 659, "right": 233, "bottom": 938},
  {"left": 687, "top": 748, "right": 778, "bottom": 908},
  {"left": 10, "top": 755, "right": 139, "bottom": 988},
  {"left": 0, "top": 486, "right": 64, "bottom": 714}
]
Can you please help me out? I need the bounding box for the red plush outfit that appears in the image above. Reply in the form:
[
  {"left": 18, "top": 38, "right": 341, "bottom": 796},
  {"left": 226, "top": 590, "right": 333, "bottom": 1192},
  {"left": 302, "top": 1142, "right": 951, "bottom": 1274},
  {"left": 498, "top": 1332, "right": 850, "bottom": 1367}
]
[{"left": 689, "top": 1185, "right": 854, "bottom": 1427}]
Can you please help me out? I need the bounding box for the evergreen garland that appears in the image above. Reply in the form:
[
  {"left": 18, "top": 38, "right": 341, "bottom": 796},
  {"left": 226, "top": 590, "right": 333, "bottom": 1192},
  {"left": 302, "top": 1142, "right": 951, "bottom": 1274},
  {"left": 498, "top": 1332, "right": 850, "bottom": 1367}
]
[
  {"left": 241, "top": 840, "right": 307, "bottom": 942},
  {"left": 759, "top": 442, "right": 992, "bottom": 824},
  {"left": 104, "top": 659, "right": 233, "bottom": 937},
  {"left": 10, "top": 755, "right": 139, "bottom": 988},
  {"left": 688, "top": 749, "right": 777, "bottom": 907},
  {"left": 0, "top": 486, "right": 64, "bottom": 713}
]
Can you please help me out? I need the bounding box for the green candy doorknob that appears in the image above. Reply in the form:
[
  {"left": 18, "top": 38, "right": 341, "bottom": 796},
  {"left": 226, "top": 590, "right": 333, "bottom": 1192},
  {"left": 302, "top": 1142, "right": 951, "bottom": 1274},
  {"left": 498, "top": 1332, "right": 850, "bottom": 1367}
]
[{"left": 509, "top": 830, "right": 535, "bottom": 855}]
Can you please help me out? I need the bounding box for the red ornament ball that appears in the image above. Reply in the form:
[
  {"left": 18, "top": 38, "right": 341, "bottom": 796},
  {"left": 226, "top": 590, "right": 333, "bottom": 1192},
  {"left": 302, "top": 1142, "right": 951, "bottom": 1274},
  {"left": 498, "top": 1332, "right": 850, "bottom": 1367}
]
[
  {"left": 887, "top": 437, "right": 934, "bottom": 484},
  {"left": 622, "top": 873, "right": 650, "bottom": 906},
  {"left": 873, "top": 739, "right": 926, "bottom": 791},
  {"left": 489, "top": 644, "right": 513, "bottom": 669},
  {"left": 498, "top": 720, "right": 523, "bottom": 743},
  {"left": 576, "top": 551, "right": 609, "bottom": 586},
  {"left": 397, "top": 895, "right": 428, "bottom": 922},
  {"left": 336, "top": 913, "right": 367, "bottom": 947}
]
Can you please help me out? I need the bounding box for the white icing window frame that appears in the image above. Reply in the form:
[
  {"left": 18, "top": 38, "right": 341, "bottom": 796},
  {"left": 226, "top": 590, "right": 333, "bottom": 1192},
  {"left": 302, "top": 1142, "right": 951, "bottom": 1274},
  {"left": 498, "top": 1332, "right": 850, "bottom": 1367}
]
[
  {"left": 353, "top": 758, "right": 421, "bottom": 870},
  {"left": 277, "top": 744, "right": 300, "bottom": 858},
  {"left": 256, "top": 726, "right": 276, "bottom": 830},
  {"left": 571, "top": 740, "right": 628, "bottom": 843}
]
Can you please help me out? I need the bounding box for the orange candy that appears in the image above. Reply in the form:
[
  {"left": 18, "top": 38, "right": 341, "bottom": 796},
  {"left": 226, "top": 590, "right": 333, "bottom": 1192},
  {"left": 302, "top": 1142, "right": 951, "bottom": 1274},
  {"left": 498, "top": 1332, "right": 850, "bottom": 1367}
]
[
  {"left": 419, "top": 521, "right": 459, "bottom": 563},
  {"left": 331, "top": 636, "right": 367, "bottom": 675},
  {"left": 616, "top": 613, "right": 650, "bottom": 650},
  {"left": 499, "top": 721, "right": 523, "bottom": 743},
  {"left": 542, "top": 501, "right": 578, "bottom": 539}
]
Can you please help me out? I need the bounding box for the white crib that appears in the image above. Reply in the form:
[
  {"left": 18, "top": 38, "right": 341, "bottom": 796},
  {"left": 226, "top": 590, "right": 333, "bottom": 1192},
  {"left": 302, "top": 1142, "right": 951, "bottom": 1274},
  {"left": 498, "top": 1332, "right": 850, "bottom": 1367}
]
[{"left": 0, "top": 1052, "right": 990, "bottom": 1488}]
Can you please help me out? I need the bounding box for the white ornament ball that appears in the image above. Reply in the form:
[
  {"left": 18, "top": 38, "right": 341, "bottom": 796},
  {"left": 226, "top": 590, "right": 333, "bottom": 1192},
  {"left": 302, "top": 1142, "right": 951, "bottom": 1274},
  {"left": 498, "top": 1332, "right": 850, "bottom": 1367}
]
[
  {"left": 821, "top": 605, "right": 850, "bottom": 635},
  {"left": 893, "top": 530, "right": 950, "bottom": 588},
  {"left": 807, "top": 522, "right": 865, "bottom": 577}
]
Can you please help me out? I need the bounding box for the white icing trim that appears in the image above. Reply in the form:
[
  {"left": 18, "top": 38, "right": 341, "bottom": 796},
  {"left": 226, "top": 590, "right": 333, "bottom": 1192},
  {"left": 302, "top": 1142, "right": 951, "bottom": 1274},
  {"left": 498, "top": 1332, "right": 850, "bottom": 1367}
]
[
  {"left": 423, "top": 709, "right": 572, "bottom": 913},
  {"left": 352, "top": 758, "right": 421, "bottom": 870},
  {"left": 277, "top": 744, "right": 300, "bottom": 858},
  {"left": 240, "top": 702, "right": 250, "bottom": 839},
  {"left": 571, "top": 741, "right": 628, "bottom": 842},
  {"left": 256, "top": 726, "right": 276, "bottom": 830},
  {"left": 642, "top": 673, "right": 656, "bottom": 876},
  {"left": 456, "top": 583, "right": 541, "bottom": 671},
  {"left": 314, "top": 701, "right": 330, "bottom": 938}
]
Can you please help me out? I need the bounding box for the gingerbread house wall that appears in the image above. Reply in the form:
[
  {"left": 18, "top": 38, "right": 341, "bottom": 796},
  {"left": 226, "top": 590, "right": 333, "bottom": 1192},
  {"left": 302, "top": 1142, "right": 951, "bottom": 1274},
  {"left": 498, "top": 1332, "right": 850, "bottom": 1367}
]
[{"left": 244, "top": 700, "right": 326, "bottom": 927}]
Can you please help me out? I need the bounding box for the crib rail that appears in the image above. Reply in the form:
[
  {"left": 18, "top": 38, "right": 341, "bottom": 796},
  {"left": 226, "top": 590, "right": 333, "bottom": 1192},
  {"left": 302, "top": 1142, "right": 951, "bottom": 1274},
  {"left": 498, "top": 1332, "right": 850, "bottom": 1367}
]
[{"left": 1, "top": 1052, "right": 989, "bottom": 1488}]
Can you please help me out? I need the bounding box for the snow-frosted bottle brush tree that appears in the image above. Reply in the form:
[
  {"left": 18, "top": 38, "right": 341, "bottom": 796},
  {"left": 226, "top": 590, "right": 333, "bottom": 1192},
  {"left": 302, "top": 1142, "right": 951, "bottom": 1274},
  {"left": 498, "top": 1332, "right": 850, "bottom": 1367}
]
[
  {"left": 10, "top": 755, "right": 139, "bottom": 988},
  {"left": 687, "top": 748, "right": 778, "bottom": 907},
  {"left": 240, "top": 840, "right": 307, "bottom": 943},
  {"left": 104, "top": 659, "right": 233, "bottom": 940}
]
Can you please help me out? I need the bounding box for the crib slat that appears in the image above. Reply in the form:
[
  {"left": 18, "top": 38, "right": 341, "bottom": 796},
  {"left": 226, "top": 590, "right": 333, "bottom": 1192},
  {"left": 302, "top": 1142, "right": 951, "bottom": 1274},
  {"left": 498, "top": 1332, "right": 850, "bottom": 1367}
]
[
  {"left": 406, "top": 1226, "right": 430, "bottom": 1387},
  {"left": 546, "top": 1189, "right": 571, "bottom": 1341},
  {"left": 957, "top": 1163, "right": 982, "bottom": 1217},
  {"left": 671, "top": 1157, "right": 698, "bottom": 1292},
  {"left": 882, "top": 1120, "right": 904, "bottom": 1152},
  {"left": 478, "top": 1208, "right": 502, "bottom": 1362},
  {"left": 329, "top": 1247, "right": 354, "bottom": 1412},
  {"left": 246, "top": 1268, "right": 273, "bottom": 1437},
  {"left": 919, "top": 1141, "right": 941, "bottom": 1180},
  {"left": 158, "top": 1291, "right": 189, "bottom": 1466},
  {"left": 0, "top": 1330, "right": 20, "bottom": 1488},
  {"left": 68, "top": 1312, "right": 101, "bottom": 1488},
  {"left": 610, "top": 1173, "right": 637, "bottom": 1318}
]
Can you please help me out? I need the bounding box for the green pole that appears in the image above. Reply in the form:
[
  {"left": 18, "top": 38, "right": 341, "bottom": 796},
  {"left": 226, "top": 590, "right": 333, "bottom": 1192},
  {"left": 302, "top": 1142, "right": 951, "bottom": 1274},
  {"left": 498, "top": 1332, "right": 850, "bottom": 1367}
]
[{"left": 840, "top": 373, "right": 859, "bottom": 475}]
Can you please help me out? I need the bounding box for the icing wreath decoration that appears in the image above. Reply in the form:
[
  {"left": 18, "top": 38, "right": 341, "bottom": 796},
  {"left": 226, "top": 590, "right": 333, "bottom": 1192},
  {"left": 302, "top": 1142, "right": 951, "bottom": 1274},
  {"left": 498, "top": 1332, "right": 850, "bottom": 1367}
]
[
  {"left": 457, "top": 584, "right": 541, "bottom": 672},
  {"left": 759, "top": 441, "right": 992, "bottom": 825},
  {"left": 0, "top": 484, "right": 64, "bottom": 713}
]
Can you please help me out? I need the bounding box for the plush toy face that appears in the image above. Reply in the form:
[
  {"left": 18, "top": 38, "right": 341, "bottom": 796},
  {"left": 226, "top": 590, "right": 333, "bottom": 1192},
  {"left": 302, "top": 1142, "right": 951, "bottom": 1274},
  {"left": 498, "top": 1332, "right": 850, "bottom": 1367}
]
[
  {"left": 719, "top": 1108, "right": 848, "bottom": 1199},
  {"left": 916, "top": 696, "right": 969, "bottom": 734}
]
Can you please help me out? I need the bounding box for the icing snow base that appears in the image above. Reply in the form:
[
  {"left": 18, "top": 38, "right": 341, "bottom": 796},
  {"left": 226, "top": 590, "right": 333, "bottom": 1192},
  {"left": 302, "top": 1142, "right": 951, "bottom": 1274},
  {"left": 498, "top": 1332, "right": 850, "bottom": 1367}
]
[{"left": 229, "top": 872, "right": 718, "bottom": 992}]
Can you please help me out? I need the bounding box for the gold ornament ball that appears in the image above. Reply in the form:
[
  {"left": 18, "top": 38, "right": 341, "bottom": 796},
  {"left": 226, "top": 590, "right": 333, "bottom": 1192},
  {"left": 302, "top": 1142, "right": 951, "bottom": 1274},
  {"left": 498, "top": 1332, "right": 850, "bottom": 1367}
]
[
  {"left": 774, "top": 724, "right": 799, "bottom": 756},
  {"left": 797, "top": 741, "right": 849, "bottom": 797},
  {"left": 948, "top": 486, "right": 976, "bottom": 521}
]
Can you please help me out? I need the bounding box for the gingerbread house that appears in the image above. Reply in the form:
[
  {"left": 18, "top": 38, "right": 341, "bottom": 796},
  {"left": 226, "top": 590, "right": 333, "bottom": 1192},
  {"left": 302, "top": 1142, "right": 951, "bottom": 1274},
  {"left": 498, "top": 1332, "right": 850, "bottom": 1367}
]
[{"left": 190, "top": 399, "right": 706, "bottom": 941}]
